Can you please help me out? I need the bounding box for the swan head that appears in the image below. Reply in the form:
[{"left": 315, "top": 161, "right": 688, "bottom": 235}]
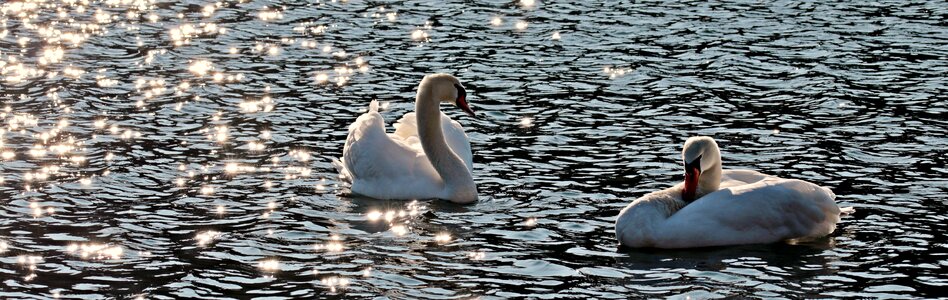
[
  {"left": 420, "top": 74, "right": 475, "bottom": 117},
  {"left": 681, "top": 136, "right": 722, "bottom": 202}
]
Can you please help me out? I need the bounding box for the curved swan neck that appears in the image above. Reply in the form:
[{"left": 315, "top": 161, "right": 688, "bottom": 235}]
[
  {"left": 415, "top": 85, "right": 476, "bottom": 201},
  {"left": 683, "top": 136, "right": 723, "bottom": 199},
  {"left": 698, "top": 159, "right": 722, "bottom": 198}
]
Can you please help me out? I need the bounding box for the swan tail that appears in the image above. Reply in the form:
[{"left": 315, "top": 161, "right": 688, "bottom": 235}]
[
  {"left": 840, "top": 206, "right": 855, "bottom": 216},
  {"left": 369, "top": 100, "right": 379, "bottom": 113},
  {"left": 331, "top": 157, "right": 352, "bottom": 183}
]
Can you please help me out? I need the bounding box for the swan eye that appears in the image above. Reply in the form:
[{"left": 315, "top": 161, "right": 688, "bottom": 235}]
[
  {"left": 453, "top": 83, "right": 475, "bottom": 117},
  {"left": 684, "top": 154, "right": 702, "bottom": 174},
  {"left": 453, "top": 84, "right": 466, "bottom": 103}
]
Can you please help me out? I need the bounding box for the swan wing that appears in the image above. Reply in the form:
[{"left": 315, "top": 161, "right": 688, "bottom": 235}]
[
  {"left": 343, "top": 103, "right": 413, "bottom": 181},
  {"left": 393, "top": 111, "right": 473, "bottom": 173},
  {"left": 341, "top": 103, "right": 441, "bottom": 198},
  {"left": 440, "top": 113, "right": 473, "bottom": 172},
  {"left": 391, "top": 112, "right": 425, "bottom": 153},
  {"left": 657, "top": 178, "right": 840, "bottom": 248},
  {"left": 719, "top": 169, "right": 773, "bottom": 188},
  {"left": 393, "top": 112, "right": 419, "bottom": 141}
]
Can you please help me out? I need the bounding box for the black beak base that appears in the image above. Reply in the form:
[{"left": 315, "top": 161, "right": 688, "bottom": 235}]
[{"left": 454, "top": 84, "right": 475, "bottom": 117}]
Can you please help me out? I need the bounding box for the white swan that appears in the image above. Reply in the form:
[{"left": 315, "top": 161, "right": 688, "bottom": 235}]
[
  {"left": 615, "top": 136, "right": 848, "bottom": 248},
  {"left": 335, "top": 74, "right": 478, "bottom": 204}
]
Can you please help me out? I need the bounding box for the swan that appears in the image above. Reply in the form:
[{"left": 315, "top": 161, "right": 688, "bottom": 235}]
[
  {"left": 335, "top": 74, "right": 478, "bottom": 204},
  {"left": 615, "top": 136, "right": 849, "bottom": 249}
]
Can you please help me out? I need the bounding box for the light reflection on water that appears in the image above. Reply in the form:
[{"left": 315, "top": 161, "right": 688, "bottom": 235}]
[{"left": 0, "top": 0, "right": 946, "bottom": 298}]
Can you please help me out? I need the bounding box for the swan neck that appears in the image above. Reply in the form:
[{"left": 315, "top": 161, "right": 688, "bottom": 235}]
[
  {"left": 415, "top": 87, "right": 476, "bottom": 201},
  {"left": 698, "top": 157, "right": 722, "bottom": 198}
]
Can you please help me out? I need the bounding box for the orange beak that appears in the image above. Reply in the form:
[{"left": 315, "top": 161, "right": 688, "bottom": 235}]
[
  {"left": 682, "top": 155, "right": 702, "bottom": 202},
  {"left": 456, "top": 94, "right": 475, "bottom": 117},
  {"left": 454, "top": 83, "right": 475, "bottom": 117},
  {"left": 683, "top": 166, "right": 700, "bottom": 202}
]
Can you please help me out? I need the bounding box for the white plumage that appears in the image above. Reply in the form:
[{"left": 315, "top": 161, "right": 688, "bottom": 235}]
[
  {"left": 615, "top": 137, "right": 849, "bottom": 248},
  {"left": 335, "top": 74, "right": 477, "bottom": 203}
]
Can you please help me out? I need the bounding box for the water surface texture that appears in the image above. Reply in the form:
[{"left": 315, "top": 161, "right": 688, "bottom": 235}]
[{"left": 1, "top": 0, "right": 946, "bottom": 298}]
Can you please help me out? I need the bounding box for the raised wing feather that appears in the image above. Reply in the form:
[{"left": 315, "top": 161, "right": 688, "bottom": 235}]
[
  {"left": 393, "top": 111, "right": 473, "bottom": 172},
  {"left": 342, "top": 104, "right": 438, "bottom": 185}
]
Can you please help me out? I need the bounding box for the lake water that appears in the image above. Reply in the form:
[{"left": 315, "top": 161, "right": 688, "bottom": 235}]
[{"left": 0, "top": 0, "right": 946, "bottom": 298}]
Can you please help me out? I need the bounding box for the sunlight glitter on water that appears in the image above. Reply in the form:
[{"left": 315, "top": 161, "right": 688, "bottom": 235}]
[
  {"left": 491, "top": 16, "right": 503, "bottom": 27},
  {"left": 366, "top": 210, "right": 382, "bottom": 221},
  {"left": 202, "top": 4, "right": 217, "bottom": 17},
  {"left": 28, "top": 201, "right": 54, "bottom": 218},
  {"left": 467, "top": 251, "right": 486, "bottom": 261},
  {"left": 258, "top": 7, "right": 284, "bottom": 21},
  {"left": 239, "top": 96, "right": 274, "bottom": 113},
  {"left": 65, "top": 243, "right": 123, "bottom": 260},
  {"left": 411, "top": 29, "right": 428, "bottom": 41},
  {"left": 434, "top": 232, "right": 452, "bottom": 244},
  {"left": 314, "top": 72, "right": 329, "bottom": 84},
  {"left": 390, "top": 224, "right": 409, "bottom": 236},
  {"left": 200, "top": 185, "right": 215, "bottom": 195},
  {"left": 314, "top": 238, "right": 345, "bottom": 252},
  {"left": 603, "top": 66, "right": 630, "bottom": 79},
  {"left": 17, "top": 255, "right": 43, "bottom": 268},
  {"left": 195, "top": 231, "right": 222, "bottom": 247},
  {"left": 224, "top": 163, "right": 242, "bottom": 174},
  {"left": 188, "top": 60, "right": 213, "bottom": 77},
  {"left": 321, "top": 276, "right": 351, "bottom": 293},
  {"left": 257, "top": 259, "right": 280, "bottom": 272},
  {"left": 0, "top": 0, "right": 942, "bottom": 297}
]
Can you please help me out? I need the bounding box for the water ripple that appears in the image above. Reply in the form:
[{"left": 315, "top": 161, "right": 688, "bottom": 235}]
[{"left": 0, "top": 0, "right": 945, "bottom": 298}]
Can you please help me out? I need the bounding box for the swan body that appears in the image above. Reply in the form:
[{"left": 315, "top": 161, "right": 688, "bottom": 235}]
[
  {"left": 615, "top": 136, "right": 845, "bottom": 249},
  {"left": 336, "top": 74, "right": 478, "bottom": 203}
]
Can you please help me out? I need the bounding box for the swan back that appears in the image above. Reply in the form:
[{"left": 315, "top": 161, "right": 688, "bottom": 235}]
[
  {"left": 616, "top": 136, "right": 842, "bottom": 249},
  {"left": 338, "top": 74, "right": 477, "bottom": 203},
  {"left": 616, "top": 177, "right": 840, "bottom": 249},
  {"left": 342, "top": 101, "right": 439, "bottom": 184},
  {"left": 663, "top": 178, "right": 839, "bottom": 247}
]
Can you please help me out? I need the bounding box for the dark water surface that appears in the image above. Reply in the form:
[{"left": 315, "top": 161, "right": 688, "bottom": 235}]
[{"left": 1, "top": 0, "right": 946, "bottom": 298}]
